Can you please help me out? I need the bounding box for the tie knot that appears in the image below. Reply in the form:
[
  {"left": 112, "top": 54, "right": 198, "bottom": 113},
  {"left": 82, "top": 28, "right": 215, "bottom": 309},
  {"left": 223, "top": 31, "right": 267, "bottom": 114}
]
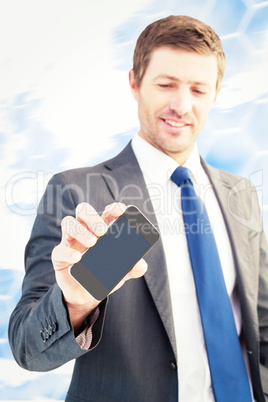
[{"left": 171, "top": 166, "right": 191, "bottom": 187}]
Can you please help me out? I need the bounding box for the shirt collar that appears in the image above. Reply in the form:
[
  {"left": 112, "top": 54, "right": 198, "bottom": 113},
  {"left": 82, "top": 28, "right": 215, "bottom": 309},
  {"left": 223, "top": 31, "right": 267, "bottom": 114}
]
[
  {"left": 183, "top": 142, "right": 203, "bottom": 185},
  {"left": 131, "top": 133, "right": 203, "bottom": 186}
]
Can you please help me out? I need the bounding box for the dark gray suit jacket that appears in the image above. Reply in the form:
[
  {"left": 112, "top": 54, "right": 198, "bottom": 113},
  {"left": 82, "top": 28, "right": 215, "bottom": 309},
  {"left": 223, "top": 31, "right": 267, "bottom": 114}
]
[{"left": 9, "top": 142, "right": 268, "bottom": 402}]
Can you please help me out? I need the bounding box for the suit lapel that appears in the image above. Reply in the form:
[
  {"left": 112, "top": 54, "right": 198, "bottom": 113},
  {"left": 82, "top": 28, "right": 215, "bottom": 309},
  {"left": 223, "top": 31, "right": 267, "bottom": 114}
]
[
  {"left": 102, "top": 142, "right": 177, "bottom": 357},
  {"left": 201, "top": 159, "right": 259, "bottom": 338}
]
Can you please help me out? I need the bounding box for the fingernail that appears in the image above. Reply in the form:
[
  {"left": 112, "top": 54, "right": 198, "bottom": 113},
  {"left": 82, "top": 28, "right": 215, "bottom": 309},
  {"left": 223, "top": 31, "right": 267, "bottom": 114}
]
[
  {"left": 86, "top": 236, "right": 96, "bottom": 247},
  {"left": 94, "top": 223, "right": 107, "bottom": 236}
]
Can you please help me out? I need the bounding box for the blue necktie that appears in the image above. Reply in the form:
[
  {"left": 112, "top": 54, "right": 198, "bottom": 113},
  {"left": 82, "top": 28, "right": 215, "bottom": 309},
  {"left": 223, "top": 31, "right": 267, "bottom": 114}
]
[{"left": 171, "top": 166, "right": 252, "bottom": 402}]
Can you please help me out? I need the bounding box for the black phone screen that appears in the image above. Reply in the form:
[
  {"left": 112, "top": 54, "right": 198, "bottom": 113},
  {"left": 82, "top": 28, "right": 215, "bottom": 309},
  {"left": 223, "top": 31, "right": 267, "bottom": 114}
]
[
  {"left": 81, "top": 215, "right": 150, "bottom": 289},
  {"left": 70, "top": 205, "right": 159, "bottom": 300}
]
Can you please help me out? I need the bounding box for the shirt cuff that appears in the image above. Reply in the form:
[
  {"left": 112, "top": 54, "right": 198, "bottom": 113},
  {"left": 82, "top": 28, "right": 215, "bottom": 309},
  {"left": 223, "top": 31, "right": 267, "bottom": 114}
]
[{"left": 75, "top": 307, "right": 100, "bottom": 350}]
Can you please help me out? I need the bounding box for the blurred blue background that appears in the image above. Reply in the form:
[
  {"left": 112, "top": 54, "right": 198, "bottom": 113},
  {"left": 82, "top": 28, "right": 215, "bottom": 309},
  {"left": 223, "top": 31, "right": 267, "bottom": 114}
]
[{"left": 1, "top": 0, "right": 267, "bottom": 400}]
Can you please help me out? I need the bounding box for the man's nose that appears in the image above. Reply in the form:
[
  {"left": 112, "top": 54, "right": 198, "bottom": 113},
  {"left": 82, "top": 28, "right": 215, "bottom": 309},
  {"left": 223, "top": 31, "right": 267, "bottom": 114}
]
[{"left": 169, "top": 87, "right": 192, "bottom": 116}]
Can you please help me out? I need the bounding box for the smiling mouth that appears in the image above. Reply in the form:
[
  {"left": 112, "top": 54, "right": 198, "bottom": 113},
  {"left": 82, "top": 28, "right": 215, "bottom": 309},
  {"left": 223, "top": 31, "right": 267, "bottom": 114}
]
[{"left": 163, "top": 119, "right": 189, "bottom": 128}]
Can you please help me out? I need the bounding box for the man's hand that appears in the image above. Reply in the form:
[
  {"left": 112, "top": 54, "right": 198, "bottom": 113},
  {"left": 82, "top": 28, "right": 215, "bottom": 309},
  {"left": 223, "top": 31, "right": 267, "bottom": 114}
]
[{"left": 51, "top": 202, "right": 148, "bottom": 333}]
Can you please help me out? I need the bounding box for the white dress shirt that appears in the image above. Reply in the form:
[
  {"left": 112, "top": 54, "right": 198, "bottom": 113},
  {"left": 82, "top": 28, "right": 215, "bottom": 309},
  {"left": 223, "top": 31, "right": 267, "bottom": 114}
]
[{"left": 131, "top": 133, "right": 253, "bottom": 401}]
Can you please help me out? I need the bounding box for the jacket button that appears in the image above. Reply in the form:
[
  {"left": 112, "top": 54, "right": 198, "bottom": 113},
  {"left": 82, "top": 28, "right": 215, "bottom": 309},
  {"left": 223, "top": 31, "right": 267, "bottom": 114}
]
[
  {"left": 170, "top": 361, "right": 177, "bottom": 370},
  {"left": 44, "top": 328, "right": 50, "bottom": 339},
  {"left": 48, "top": 324, "right": 53, "bottom": 336},
  {"left": 52, "top": 322, "right": 57, "bottom": 332},
  {"left": 40, "top": 330, "right": 46, "bottom": 342}
]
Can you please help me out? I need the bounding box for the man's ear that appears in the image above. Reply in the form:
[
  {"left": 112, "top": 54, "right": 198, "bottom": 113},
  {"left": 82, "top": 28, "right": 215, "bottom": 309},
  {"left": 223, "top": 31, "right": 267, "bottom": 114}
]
[{"left": 129, "top": 69, "right": 139, "bottom": 101}]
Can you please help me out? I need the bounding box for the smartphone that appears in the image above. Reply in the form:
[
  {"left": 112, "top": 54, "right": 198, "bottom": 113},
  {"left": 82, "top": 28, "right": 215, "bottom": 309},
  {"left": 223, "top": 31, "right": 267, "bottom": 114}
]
[{"left": 69, "top": 205, "right": 160, "bottom": 300}]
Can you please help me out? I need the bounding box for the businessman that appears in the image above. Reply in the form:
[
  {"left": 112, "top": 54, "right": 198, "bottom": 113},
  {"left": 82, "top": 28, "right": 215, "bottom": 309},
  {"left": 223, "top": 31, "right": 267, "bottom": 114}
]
[{"left": 9, "top": 15, "right": 268, "bottom": 402}]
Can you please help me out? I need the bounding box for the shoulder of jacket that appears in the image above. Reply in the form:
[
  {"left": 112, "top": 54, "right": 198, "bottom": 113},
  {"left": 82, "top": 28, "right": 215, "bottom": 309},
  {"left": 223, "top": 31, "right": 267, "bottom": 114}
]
[{"left": 202, "top": 158, "right": 252, "bottom": 187}]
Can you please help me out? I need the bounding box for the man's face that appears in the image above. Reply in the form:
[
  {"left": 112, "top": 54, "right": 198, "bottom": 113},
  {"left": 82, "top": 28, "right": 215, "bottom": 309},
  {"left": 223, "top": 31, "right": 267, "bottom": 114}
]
[{"left": 129, "top": 47, "right": 219, "bottom": 164}]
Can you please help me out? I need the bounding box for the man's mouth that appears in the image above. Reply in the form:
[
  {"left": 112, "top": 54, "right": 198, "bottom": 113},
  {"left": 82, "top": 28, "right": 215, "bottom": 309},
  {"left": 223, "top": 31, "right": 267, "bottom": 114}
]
[{"left": 163, "top": 119, "right": 189, "bottom": 128}]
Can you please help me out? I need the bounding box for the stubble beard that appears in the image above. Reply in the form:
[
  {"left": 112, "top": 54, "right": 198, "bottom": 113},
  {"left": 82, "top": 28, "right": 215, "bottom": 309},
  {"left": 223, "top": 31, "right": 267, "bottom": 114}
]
[{"left": 140, "top": 125, "right": 196, "bottom": 161}]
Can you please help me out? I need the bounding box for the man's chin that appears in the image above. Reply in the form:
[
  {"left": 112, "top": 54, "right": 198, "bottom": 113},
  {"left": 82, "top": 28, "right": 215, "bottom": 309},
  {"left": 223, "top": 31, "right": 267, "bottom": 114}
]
[
  {"left": 158, "top": 140, "right": 195, "bottom": 162},
  {"left": 160, "top": 138, "right": 194, "bottom": 153},
  {"left": 140, "top": 131, "right": 195, "bottom": 159}
]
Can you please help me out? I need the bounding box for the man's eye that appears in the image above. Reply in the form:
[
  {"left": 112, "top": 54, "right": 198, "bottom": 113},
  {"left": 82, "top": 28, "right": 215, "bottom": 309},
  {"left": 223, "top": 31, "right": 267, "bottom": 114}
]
[
  {"left": 193, "top": 89, "right": 205, "bottom": 95},
  {"left": 158, "top": 84, "right": 171, "bottom": 88}
]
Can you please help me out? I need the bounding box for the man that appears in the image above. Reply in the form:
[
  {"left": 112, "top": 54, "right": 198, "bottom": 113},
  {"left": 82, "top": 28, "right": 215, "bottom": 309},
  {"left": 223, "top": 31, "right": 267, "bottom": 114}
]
[{"left": 9, "top": 15, "right": 268, "bottom": 402}]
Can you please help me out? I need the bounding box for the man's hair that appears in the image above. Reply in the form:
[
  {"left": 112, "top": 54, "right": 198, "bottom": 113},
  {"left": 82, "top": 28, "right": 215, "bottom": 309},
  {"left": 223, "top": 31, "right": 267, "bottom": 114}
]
[{"left": 133, "top": 15, "right": 225, "bottom": 93}]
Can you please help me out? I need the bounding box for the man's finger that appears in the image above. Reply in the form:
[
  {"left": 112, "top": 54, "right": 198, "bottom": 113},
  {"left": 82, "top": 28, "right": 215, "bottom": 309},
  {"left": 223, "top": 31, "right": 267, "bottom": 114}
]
[
  {"left": 109, "top": 259, "right": 148, "bottom": 295},
  {"left": 76, "top": 202, "right": 107, "bottom": 237},
  {"left": 126, "top": 258, "right": 148, "bottom": 279},
  {"left": 61, "top": 215, "right": 97, "bottom": 249},
  {"left": 52, "top": 243, "right": 82, "bottom": 270},
  {"left": 101, "top": 203, "right": 126, "bottom": 225}
]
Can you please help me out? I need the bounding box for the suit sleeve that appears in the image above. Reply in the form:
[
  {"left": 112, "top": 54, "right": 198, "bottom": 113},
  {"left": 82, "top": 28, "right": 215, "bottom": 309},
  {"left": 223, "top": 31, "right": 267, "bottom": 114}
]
[
  {"left": 259, "top": 227, "right": 268, "bottom": 363},
  {"left": 249, "top": 178, "right": 268, "bottom": 397},
  {"left": 8, "top": 172, "right": 107, "bottom": 372},
  {"left": 258, "top": 224, "right": 268, "bottom": 397}
]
